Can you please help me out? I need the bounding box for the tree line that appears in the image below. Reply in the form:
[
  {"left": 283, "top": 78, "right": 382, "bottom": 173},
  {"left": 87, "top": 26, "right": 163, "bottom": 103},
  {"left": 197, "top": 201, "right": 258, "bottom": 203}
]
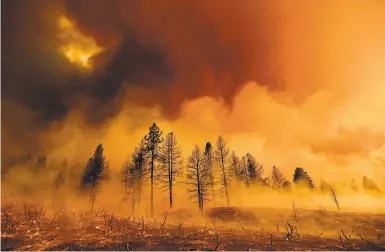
[
  {"left": 78, "top": 123, "right": 318, "bottom": 215},
  {"left": 46, "top": 122, "right": 381, "bottom": 215}
]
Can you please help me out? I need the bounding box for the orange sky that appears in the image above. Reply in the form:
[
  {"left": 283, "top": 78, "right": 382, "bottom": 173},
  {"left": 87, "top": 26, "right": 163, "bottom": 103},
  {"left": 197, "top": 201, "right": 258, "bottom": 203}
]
[{"left": 2, "top": 0, "right": 385, "bottom": 188}]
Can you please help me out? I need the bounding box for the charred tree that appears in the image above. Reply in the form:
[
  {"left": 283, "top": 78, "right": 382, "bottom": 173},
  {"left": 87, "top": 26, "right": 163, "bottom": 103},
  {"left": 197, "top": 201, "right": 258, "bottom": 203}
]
[
  {"left": 271, "top": 166, "right": 286, "bottom": 189},
  {"left": 52, "top": 169, "right": 65, "bottom": 207},
  {"left": 230, "top": 152, "right": 242, "bottom": 188},
  {"left": 204, "top": 142, "right": 216, "bottom": 205},
  {"left": 159, "top": 132, "right": 183, "bottom": 209},
  {"left": 215, "top": 135, "right": 231, "bottom": 206},
  {"left": 186, "top": 145, "right": 210, "bottom": 211},
  {"left": 293, "top": 167, "right": 314, "bottom": 189},
  {"left": 241, "top": 156, "right": 250, "bottom": 188},
  {"left": 131, "top": 139, "right": 148, "bottom": 204},
  {"left": 144, "top": 123, "right": 163, "bottom": 217},
  {"left": 246, "top": 153, "right": 264, "bottom": 184},
  {"left": 120, "top": 161, "right": 141, "bottom": 215},
  {"left": 82, "top": 144, "right": 108, "bottom": 212}
]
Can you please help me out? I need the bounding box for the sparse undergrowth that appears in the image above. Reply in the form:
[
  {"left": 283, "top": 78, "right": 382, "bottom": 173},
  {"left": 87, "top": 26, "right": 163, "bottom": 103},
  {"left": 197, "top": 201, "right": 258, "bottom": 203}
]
[{"left": 2, "top": 204, "right": 385, "bottom": 251}]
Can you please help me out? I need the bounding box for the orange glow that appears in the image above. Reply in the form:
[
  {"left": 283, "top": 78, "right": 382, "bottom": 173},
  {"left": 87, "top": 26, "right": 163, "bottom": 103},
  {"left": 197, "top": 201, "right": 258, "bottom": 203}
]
[{"left": 57, "top": 16, "right": 102, "bottom": 69}]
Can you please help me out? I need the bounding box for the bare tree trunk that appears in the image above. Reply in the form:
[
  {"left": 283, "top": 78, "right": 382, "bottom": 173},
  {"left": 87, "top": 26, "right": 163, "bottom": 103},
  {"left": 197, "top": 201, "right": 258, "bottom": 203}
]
[
  {"left": 196, "top": 165, "right": 202, "bottom": 211},
  {"left": 169, "top": 135, "right": 173, "bottom": 208},
  {"left": 220, "top": 154, "right": 230, "bottom": 206},
  {"left": 243, "top": 158, "right": 249, "bottom": 188},
  {"left": 150, "top": 151, "right": 154, "bottom": 217}
]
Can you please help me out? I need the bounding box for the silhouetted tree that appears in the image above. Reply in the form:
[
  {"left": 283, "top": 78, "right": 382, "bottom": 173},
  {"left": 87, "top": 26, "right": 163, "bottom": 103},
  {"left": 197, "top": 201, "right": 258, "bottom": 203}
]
[
  {"left": 215, "top": 135, "right": 231, "bottom": 206},
  {"left": 362, "top": 176, "right": 381, "bottom": 193},
  {"left": 131, "top": 138, "right": 148, "bottom": 203},
  {"left": 293, "top": 167, "right": 314, "bottom": 189},
  {"left": 204, "top": 142, "right": 216, "bottom": 205},
  {"left": 82, "top": 144, "right": 108, "bottom": 212},
  {"left": 144, "top": 123, "right": 163, "bottom": 217},
  {"left": 186, "top": 145, "right": 210, "bottom": 211},
  {"left": 271, "top": 166, "right": 286, "bottom": 189},
  {"left": 240, "top": 156, "right": 250, "bottom": 187},
  {"left": 52, "top": 169, "right": 65, "bottom": 206},
  {"left": 230, "top": 152, "right": 242, "bottom": 188},
  {"left": 120, "top": 161, "right": 140, "bottom": 214},
  {"left": 246, "top": 153, "right": 264, "bottom": 184},
  {"left": 121, "top": 162, "right": 130, "bottom": 196},
  {"left": 159, "top": 132, "right": 183, "bottom": 209}
]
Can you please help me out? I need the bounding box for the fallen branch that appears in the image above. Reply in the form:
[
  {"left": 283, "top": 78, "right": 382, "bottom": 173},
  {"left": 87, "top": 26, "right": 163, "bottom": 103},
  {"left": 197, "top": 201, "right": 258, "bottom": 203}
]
[
  {"left": 341, "top": 229, "right": 350, "bottom": 243},
  {"left": 357, "top": 233, "right": 376, "bottom": 249}
]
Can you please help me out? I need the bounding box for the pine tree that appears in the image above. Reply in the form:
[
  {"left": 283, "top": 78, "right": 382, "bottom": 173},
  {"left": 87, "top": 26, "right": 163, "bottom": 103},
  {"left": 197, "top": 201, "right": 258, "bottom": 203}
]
[
  {"left": 230, "top": 152, "right": 242, "bottom": 188},
  {"left": 271, "top": 166, "right": 286, "bottom": 189},
  {"left": 362, "top": 176, "right": 381, "bottom": 193},
  {"left": 120, "top": 161, "right": 131, "bottom": 199},
  {"left": 159, "top": 132, "right": 183, "bottom": 209},
  {"left": 240, "top": 156, "right": 250, "bottom": 188},
  {"left": 120, "top": 161, "right": 140, "bottom": 215},
  {"left": 186, "top": 145, "right": 210, "bottom": 211},
  {"left": 131, "top": 138, "right": 147, "bottom": 203},
  {"left": 215, "top": 135, "right": 231, "bottom": 206},
  {"left": 144, "top": 123, "right": 163, "bottom": 217},
  {"left": 246, "top": 153, "right": 264, "bottom": 183},
  {"left": 293, "top": 167, "right": 314, "bottom": 189},
  {"left": 204, "top": 142, "right": 216, "bottom": 205},
  {"left": 82, "top": 143, "right": 108, "bottom": 212},
  {"left": 52, "top": 169, "right": 65, "bottom": 207}
]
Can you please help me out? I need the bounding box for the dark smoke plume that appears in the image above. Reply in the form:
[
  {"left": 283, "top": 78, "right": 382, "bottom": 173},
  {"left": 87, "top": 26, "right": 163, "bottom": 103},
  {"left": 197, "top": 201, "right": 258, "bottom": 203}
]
[{"left": 2, "top": 0, "right": 281, "bottom": 160}]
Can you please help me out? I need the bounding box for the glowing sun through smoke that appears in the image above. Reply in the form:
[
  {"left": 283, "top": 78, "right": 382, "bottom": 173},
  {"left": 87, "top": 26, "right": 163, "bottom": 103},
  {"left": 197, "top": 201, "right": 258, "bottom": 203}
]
[{"left": 57, "top": 16, "right": 103, "bottom": 69}]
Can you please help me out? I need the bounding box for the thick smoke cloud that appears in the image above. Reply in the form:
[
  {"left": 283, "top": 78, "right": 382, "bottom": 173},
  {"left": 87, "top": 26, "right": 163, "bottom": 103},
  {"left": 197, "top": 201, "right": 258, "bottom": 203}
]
[
  {"left": 63, "top": 0, "right": 281, "bottom": 113},
  {"left": 2, "top": 0, "right": 280, "bottom": 157},
  {"left": 2, "top": 0, "right": 385, "bottom": 186}
]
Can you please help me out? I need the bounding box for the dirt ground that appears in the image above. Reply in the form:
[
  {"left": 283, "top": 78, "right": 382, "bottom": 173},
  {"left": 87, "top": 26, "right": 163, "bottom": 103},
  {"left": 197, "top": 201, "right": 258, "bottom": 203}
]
[{"left": 2, "top": 204, "right": 385, "bottom": 251}]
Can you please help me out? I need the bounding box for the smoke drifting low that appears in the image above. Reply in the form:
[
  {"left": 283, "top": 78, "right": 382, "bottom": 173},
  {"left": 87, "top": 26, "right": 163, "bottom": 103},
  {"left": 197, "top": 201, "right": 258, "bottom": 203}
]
[{"left": 2, "top": 0, "right": 385, "bottom": 191}]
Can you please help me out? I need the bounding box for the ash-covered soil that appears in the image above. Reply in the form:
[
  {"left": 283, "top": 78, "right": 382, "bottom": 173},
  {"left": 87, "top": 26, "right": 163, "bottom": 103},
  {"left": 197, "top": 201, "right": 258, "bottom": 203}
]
[{"left": 2, "top": 204, "right": 385, "bottom": 251}]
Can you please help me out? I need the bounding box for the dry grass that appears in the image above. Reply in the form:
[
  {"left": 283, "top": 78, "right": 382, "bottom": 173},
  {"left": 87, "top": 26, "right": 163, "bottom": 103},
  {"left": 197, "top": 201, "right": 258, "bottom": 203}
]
[{"left": 2, "top": 203, "right": 385, "bottom": 251}]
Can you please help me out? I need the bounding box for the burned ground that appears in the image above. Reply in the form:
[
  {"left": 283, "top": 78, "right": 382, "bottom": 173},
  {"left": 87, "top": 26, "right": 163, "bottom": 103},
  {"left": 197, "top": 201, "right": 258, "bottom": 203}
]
[{"left": 2, "top": 203, "right": 385, "bottom": 251}]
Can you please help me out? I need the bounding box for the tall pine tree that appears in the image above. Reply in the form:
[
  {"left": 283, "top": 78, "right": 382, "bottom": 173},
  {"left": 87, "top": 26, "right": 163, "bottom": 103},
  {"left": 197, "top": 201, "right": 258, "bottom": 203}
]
[
  {"left": 82, "top": 144, "right": 108, "bottom": 212},
  {"left": 186, "top": 145, "right": 210, "bottom": 211},
  {"left": 159, "top": 132, "right": 183, "bottom": 209},
  {"left": 215, "top": 135, "right": 231, "bottom": 206},
  {"left": 204, "top": 142, "right": 216, "bottom": 205},
  {"left": 144, "top": 123, "right": 163, "bottom": 217},
  {"left": 293, "top": 167, "right": 314, "bottom": 189}
]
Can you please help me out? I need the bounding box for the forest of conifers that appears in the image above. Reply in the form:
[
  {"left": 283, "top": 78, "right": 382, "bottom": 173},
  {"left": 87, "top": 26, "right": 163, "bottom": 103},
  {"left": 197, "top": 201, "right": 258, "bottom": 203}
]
[{"left": 65, "top": 122, "right": 381, "bottom": 216}]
